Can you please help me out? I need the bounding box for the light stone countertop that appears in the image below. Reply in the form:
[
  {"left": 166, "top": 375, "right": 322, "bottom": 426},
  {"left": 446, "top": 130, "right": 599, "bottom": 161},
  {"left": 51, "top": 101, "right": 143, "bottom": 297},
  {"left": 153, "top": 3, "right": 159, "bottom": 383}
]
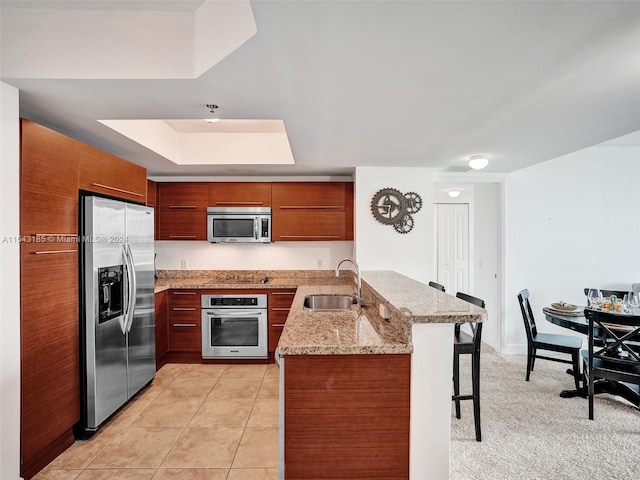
[{"left": 153, "top": 269, "right": 486, "bottom": 356}]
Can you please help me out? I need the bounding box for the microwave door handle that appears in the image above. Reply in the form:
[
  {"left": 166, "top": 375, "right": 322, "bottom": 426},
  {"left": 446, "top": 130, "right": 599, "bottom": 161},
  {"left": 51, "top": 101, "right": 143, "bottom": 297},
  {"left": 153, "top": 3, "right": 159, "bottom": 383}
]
[{"left": 254, "top": 217, "right": 258, "bottom": 240}]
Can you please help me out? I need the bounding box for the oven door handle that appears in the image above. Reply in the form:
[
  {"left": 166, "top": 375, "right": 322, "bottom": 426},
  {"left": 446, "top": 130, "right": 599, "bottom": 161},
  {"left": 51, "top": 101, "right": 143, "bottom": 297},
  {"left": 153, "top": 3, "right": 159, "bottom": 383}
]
[{"left": 205, "top": 310, "right": 264, "bottom": 316}]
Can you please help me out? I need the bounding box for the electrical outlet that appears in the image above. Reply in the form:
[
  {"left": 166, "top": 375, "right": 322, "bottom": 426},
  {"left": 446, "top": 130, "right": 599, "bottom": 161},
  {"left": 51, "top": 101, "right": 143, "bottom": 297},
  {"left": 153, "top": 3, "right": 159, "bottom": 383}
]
[
  {"left": 180, "top": 259, "right": 188, "bottom": 269},
  {"left": 317, "top": 259, "right": 324, "bottom": 269}
]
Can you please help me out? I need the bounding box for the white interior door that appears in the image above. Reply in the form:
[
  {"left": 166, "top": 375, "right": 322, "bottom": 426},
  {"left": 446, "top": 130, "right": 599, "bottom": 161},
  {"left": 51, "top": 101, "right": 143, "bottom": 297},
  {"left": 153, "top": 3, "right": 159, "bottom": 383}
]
[{"left": 436, "top": 204, "right": 469, "bottom": 295}]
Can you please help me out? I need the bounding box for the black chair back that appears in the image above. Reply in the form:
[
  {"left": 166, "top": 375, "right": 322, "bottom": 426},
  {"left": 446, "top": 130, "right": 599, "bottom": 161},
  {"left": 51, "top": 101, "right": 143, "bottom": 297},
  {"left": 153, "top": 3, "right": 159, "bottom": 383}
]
[
  {"left": 429, "top": 281, "right": 445, "bottom": 292},
  {"left": 454, "top": 292, "right": 484, "bottom": 344},
  {"left": 583, "top": 309, "right": 640, "bottom": 419},
  {"left": 583, "top": 288, "right": 628, "bottom": 299},
  {"left": 517, "top": 288, "right": 537, "bottom": 339}
]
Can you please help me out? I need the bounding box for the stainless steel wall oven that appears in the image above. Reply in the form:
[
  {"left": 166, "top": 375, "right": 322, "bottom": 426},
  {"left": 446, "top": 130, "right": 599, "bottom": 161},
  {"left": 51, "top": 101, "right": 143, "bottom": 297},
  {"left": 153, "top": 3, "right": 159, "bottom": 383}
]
[{"left": 201, "top": 294, "right": 268, "bottom": 359}]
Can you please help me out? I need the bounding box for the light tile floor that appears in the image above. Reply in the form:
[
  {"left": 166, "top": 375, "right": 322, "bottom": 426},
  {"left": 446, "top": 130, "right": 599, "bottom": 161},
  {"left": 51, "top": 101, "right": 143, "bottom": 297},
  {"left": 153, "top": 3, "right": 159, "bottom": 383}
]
[{"left": 34, "top": 363, "right": 280, "bottom": 480}]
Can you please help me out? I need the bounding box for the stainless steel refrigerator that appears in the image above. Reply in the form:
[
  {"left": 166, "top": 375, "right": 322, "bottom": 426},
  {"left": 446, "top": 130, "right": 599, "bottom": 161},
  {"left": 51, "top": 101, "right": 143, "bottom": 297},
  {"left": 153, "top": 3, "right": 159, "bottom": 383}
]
[{"left": 78, "top": 195, "right": 155, "bottom": 437}]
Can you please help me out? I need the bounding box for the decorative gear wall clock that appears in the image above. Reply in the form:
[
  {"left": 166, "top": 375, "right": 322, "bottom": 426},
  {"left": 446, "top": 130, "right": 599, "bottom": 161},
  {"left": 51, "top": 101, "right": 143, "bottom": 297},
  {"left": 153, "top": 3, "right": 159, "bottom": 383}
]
[{"left": 371, "top": 188, "right": 423, "bottom": 234}]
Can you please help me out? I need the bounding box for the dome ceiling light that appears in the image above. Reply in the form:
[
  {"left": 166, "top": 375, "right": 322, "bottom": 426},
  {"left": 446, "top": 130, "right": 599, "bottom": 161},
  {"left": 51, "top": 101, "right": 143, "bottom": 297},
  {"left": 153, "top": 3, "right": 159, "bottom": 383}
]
[
  {"left": 448, "top": 190, "right": 461, "bottom": 198},
  {"left": 468, "top": 155, "right": 489, "bottom": 170}
]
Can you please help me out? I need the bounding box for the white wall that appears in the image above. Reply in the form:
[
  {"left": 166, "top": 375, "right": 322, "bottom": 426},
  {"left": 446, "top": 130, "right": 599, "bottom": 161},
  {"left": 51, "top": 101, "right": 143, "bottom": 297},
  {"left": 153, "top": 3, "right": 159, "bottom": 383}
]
[
  {"left": 504, "top": 145, "right": 640, "bottom": 354},
  {"left": 354, "top": 167, "right": 434, "bottom": 283},
  {"left": 433, "top": 181, "right": 502, "bottom": 350},
  {"left": 0, "top": 82, "right": 22, "bottom": 480},
  {"left": 155, "top": 240, "right": 354, "bottom": 271}
]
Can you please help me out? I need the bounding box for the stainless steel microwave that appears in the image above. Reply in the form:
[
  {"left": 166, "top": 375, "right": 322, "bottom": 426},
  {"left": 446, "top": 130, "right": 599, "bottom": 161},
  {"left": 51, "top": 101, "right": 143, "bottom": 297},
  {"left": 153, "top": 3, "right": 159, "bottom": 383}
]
[{"left": 207, "top": 207, "right": 271, "bottom": 243}]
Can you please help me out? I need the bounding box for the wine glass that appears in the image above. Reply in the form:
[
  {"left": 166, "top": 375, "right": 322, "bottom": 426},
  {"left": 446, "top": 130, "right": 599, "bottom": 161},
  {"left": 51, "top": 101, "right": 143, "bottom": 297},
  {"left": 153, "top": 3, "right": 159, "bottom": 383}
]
[
  {"left": 587, "top": 289, "right": 602, "bottom": 309},
  {"left": 627, "top": 291, "right": 639, "bottom": 313}
]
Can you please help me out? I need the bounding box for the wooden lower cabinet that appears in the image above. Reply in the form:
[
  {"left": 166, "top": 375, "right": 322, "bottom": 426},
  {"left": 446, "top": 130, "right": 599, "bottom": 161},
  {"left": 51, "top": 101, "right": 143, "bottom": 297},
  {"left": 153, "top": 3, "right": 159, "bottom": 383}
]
[
  {"left": 284, "top": 354, "right": 410, "bottom": 479},
  {"left": 20, "top": 243, "right": 79, "bottom": 480},
  {"left": 268, "top": 289, "right": 296, "bottom": 356},
  {"left": 167, "top": 290, "right": 201, "bottom": 360},
  {"left": 155, "top": 291, "right": 169, "bottom": 369}
]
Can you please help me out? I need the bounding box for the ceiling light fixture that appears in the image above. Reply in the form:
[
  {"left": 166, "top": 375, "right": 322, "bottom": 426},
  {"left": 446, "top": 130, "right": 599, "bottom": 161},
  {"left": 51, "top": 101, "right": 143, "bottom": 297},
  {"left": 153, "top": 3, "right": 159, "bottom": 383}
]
[
  {"left": 204, "top": 118, "right": 220, "bottom": 124},
  {"left": 468, "top": 155, "right": 489, "bottom": 170},
  {"left": 206, "top": 104, "right": 219, "bottom": 113},
  {"left": 448, "top": 190, "right": 461, "bottom": 198}
]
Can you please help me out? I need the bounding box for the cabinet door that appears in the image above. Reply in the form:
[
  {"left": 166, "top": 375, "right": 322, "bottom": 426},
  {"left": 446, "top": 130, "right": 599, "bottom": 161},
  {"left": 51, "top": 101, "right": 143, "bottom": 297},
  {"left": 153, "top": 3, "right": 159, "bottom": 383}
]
[
  {"left": 20, "top": 243, "right": 79, "bottom": 479},
  {"left": 272, "top": 182, "right": 354, "bottom": 241},
  {"left": 268, "top": 289, "right": 296, "bottom": 354},
  {"left": 21, "top": 120, "right": 79, "bottom": 237},
  {"left": 78, "top": 143, "right": 147, "bottom": 203},
  {"left": 210, "top": 182, "right": 272, "bottom": 207},
  {"left": 20, "top": 120, "right": 81, "bottom": 479},
  {"left": 168, "top": 290, "right": 201, "bottom": 352},
  {"left": 155, "top": 291, "right": 169, "bottom": 369},
  {"left": 157, "top": 183, "right": 209, "bottom": 240}
]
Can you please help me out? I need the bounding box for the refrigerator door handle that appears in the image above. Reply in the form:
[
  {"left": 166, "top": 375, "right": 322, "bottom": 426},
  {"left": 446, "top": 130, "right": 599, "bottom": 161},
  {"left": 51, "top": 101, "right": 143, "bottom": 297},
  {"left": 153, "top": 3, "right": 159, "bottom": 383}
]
[
  {"left": 124, "top": 243, "right": 137, "bottom": 333},
  {"left": 121, "top": 244, "right": 134, "bottom": 334}
]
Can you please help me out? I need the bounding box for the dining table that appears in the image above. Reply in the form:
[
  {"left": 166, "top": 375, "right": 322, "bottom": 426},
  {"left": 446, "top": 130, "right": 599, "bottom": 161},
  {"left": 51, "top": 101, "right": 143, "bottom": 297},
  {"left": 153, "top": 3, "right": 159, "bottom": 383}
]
[{"left": 544, "top": 306, "right": 640, "bottom": 407}]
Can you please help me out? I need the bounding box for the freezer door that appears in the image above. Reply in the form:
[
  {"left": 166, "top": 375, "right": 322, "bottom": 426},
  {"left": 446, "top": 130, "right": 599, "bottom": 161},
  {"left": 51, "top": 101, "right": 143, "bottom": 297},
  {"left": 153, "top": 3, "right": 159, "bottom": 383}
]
[
  {"left": 83, "top": 196, "right": 128, "bottom": 430},
  {"left": 126, "top": 203, "right": 156, "bottom": 397}
]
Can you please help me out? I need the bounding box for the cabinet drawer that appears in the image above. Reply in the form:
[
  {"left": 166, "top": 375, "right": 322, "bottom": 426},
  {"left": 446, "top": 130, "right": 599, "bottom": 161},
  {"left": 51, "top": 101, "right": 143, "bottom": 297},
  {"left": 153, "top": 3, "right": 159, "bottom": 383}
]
[
  {"left": 169, "top": 320, "right": 201, "bottom": 352},
  {"left": 269, "top": 309, "right": 290, "bottom": 327},
  {"left": 169, "top": 290, "right": 200, "bottom": 306},
  {"left": 269, "top": 325, "right": 285, "bottom": 353},
  {"left": 269, "top": 289, "right": 296, "bottom": 308}
]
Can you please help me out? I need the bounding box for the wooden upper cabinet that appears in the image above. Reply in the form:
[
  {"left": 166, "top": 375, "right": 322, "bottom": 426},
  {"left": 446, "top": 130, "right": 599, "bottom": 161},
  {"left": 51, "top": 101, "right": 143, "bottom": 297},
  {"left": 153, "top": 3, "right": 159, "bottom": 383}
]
[
  {"left": 146, "top": 180, "right": 157, "bottom": 207},
  {"left": 271, "top": 182, "right": 354, "bottom": 241},
  {"left": 209, "top": 182, "right": 272, "bottom": 207},
  {"left": 78, "top": 143, "right": 147, "bottom": 203},
  {"left": 20, "top": 120, "right": 79, "bottom": 237},
  {"left": 157, "top": 183, "right": 209, "bottom": 240}
]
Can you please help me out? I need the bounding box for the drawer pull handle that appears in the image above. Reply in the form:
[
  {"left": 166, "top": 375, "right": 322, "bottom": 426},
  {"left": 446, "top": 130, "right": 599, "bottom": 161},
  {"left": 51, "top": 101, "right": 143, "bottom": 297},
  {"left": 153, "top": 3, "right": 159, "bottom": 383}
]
[
  {"left": 168, "top": 205, "right": 198, "bottom": 209},
  {"left": 173, "top": 292, "right": 197, "bottom": 295},
  {"left": 168, "top": 235, "right": 198, "bottom": 239},
  {"left": 279, "top": 206, "right": 341, "bottom": 209},
  {"left": 278, "top": 235, "right": 340, "bottom": 239},
  {"left": 272, "top": 308, "right": 291, "bottom": 311},
  {"left": 92, "top": 183, "right": 144, "bottom": 197},
  {"left": 172, "top": 323, "right": 197, "bottom": 327},
  {"left": 34, "top": 233, "right": 77, "bottom": 237},
  {"left": 172, "top": 307, "right": 197, "bottom": 311},
  {"left": 33, "top": 249, "right": 77, "bottom": 255},
  {"left": 272, "top": 324, "right": 286, "bottom": 328},
  {"left": 272, "top": 292, "right": 295, "bottom": 296}
]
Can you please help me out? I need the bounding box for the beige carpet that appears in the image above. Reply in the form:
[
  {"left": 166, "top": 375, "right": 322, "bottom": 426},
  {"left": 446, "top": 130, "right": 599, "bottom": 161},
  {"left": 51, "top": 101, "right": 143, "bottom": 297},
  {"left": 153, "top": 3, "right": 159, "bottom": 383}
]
[{"left": 450, "top": 346, "right": 639, "bottom": 480}]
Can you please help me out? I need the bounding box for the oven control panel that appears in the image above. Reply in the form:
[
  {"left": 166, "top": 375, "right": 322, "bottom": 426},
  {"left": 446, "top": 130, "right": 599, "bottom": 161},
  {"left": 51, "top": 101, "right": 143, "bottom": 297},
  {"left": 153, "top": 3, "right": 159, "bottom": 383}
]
[{"left": 201, "top": 294, "right": 267, "bottom": 309}]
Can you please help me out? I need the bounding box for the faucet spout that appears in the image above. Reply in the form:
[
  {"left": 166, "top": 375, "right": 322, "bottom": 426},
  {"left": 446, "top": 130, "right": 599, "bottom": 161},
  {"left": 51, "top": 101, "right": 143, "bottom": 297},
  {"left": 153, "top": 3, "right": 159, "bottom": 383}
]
[{"left": 335, "top": 258, "right": 362, "bottom": 305}]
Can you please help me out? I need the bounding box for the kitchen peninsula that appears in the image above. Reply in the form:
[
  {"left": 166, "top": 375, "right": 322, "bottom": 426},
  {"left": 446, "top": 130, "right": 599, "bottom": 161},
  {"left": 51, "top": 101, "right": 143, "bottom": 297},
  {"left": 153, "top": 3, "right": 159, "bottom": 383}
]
[{"left": 156, "top": 269, "right": 486, "bottom": 479}]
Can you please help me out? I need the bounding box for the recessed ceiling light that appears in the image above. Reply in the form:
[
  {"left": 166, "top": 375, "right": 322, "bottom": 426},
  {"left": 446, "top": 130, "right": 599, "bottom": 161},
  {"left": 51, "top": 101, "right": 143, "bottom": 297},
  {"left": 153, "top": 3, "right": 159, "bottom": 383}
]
[
  {"left": 448, "top": 190, "right": 461, "bottom": 198},
  {"left": 468, "top": 155, "right": 489, "bottom": 170},
  {"left": 204, "top": 118, "right": 220, "bottom": 123}
]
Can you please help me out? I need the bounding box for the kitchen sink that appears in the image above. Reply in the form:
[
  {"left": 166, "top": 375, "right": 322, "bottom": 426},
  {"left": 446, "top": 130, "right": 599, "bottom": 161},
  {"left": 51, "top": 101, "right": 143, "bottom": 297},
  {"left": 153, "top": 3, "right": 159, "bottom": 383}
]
[{"left": 303, "top": 294, "right": 356, "bottom": 311}]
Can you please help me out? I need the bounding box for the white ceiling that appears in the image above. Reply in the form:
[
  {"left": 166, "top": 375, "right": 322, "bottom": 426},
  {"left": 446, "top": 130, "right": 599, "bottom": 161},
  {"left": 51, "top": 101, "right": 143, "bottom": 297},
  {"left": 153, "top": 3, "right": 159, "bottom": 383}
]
[{"left": 2, "top": 0, "right": 640, "bottom": 178}]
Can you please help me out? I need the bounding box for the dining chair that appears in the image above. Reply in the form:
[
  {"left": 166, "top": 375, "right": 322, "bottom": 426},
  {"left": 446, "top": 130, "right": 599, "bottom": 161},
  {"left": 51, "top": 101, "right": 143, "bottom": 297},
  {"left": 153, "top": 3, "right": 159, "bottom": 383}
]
[
  {"left": 583, "top": 288, "right": 628, "bottom": 299},
  {"left": 517, "top": 289, "right": 582, "bottom": 390},
  {"left": 583, "top": 309, "right": 640, "bottom": 420},
  {"left": 452, "top": 291, "right": 484, "bottom": 442},
  {"left": 428, "top": 281, "right": 445, "bottom": 292}
]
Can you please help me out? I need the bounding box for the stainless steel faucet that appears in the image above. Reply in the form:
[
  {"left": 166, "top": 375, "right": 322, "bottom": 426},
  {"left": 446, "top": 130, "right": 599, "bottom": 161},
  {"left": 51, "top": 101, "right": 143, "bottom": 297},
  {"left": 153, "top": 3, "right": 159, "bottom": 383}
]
[{"left": 335, "top": 258, "right": 361, "bottom": 305}]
